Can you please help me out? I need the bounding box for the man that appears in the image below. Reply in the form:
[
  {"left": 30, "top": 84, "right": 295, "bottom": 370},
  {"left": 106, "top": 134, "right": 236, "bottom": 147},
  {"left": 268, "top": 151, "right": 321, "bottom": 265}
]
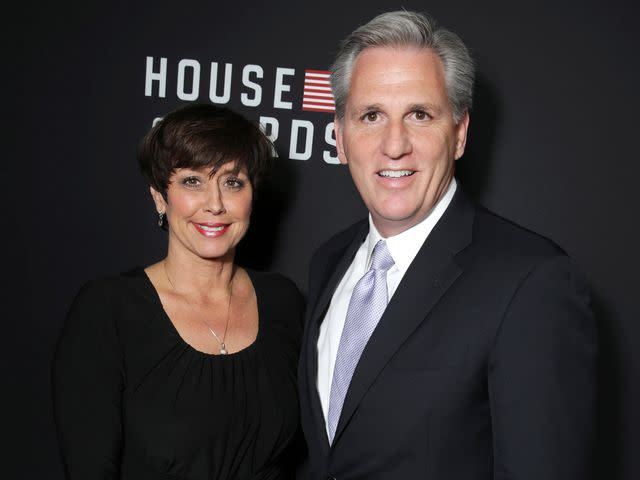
[{"left": 298, "top": 10, "right": 597, "bottom": 480}]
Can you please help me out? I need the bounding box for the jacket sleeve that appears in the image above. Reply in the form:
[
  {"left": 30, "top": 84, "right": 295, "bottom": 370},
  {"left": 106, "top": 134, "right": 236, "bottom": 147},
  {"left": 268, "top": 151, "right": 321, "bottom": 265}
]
[
  {"left": 488, "top": 255, "right": 597, "bottom": 480},
  {"left": 52, "top": 281, "right": 124, "bottom": 479}
]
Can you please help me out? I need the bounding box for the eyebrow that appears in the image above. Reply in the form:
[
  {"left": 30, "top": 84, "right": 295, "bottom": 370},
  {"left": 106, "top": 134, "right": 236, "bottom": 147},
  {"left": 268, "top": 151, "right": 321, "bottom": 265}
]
[
  {"left": 408, "top": 102, "right": 442, "bottom": 114},
  {"left": 349, "top": 103, "right": 383, "bottom": 118},
  {"left": 210, "top": 164, "right": 248, "bottom": 178}
]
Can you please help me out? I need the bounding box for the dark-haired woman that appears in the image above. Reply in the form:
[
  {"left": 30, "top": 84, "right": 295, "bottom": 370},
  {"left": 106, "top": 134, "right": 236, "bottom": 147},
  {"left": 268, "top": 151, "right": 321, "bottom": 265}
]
[{"left": 53, "top": 104, "right": 304, "bottom": 479}]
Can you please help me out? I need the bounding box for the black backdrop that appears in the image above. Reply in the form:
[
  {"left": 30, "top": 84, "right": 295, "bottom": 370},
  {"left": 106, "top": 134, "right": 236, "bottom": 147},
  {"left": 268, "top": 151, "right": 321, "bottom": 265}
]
[{"left": 8, "top": 1, "right": 639, "bottom": 478}]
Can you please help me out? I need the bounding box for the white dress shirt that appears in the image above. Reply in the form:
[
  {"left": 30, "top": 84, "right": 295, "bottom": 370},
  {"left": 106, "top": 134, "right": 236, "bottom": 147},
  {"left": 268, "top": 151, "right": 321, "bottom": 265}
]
[{"left": 316, "top": 178, "right": 458, "bottom": 433}]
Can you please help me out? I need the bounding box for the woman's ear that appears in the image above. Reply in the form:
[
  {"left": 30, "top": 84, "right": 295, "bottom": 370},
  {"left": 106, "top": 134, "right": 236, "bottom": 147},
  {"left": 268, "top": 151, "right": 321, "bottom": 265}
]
[{"left": 149, "top": 186, "right": 167, "bottom": 213}]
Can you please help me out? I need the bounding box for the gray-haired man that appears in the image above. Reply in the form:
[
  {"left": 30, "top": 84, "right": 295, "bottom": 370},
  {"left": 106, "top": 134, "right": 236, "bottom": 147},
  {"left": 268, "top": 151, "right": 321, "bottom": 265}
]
[{"left": 298, "top": 10, "right": 596, "bottom": 480}]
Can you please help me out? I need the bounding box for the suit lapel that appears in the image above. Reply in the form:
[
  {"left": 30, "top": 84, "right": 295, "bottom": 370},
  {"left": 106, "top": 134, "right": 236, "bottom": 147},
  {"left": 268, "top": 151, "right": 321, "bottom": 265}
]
[
  {"left": 332, "top": 189, "right": 476, "bottom": 445},
  {"left": 301, "top": 221, "right": 368, "bottom": 451},
  {"left": 309, "top": 223, "right": 369, "bottom": 325}
]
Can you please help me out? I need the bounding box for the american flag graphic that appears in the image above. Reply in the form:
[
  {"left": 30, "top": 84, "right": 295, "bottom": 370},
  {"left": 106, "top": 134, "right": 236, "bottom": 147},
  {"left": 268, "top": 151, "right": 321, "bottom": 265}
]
[{"left": 302, "top": 70, "right": 335, "bottom": 113}]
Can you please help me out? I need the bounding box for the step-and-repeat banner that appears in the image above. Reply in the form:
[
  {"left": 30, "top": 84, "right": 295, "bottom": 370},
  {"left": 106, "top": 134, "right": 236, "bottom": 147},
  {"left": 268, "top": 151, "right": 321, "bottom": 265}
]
[{"left": 9, "top": 1, "right": 639, "bottom": 478}]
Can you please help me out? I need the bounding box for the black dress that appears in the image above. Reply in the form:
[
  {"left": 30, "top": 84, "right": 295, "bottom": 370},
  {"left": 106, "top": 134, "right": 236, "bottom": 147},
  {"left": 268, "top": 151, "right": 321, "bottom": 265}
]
[{"left": 53, "top": 268, "right": 304, "bottom": 480}]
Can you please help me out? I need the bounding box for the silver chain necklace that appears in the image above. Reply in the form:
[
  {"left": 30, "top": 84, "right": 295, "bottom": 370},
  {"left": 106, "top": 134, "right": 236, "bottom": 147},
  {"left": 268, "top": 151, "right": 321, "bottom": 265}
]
[{"left": 164, "top": 262, "right": 232, "bottom": 355}]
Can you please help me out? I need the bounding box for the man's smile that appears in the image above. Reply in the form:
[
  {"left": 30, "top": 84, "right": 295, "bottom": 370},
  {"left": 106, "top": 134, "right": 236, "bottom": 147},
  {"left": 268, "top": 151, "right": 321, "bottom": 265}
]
[{"left": 377, "top": 170, "right": 416, "bottom": 178}]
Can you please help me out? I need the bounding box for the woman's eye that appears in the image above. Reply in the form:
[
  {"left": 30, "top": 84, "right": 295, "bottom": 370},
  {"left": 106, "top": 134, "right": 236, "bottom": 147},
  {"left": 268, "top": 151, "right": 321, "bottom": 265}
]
[
  {"left": 225, "top": 177, "right": 244, "bottom": 189},
  {"left": 182, "top": 176, "right": 201, "bottom": 188}
]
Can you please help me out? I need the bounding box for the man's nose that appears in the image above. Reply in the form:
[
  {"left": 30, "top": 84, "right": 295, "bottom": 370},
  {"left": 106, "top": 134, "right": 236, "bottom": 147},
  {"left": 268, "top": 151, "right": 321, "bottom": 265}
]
[
  {"left": 204, "top": 184, "right": 226, "bottom": 215},
  {"left": 381, "top": 120, "right": 412, "bottom": 159}
]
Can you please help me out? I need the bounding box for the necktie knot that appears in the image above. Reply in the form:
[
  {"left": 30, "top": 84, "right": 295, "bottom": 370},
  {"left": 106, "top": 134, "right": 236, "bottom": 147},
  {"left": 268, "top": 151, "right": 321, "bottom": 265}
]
[{"left": 370, "top": 240, "right": 394, "bottom": 272}]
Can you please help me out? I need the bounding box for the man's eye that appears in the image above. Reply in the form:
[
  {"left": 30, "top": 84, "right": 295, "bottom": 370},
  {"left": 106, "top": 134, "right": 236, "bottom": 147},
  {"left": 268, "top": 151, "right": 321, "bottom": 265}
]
[
  {"left": 364, "top": 111, "right": 379, "bottom": 122},
  {"left": 413, "top": 110, "right": 429, "bottom": 121}
]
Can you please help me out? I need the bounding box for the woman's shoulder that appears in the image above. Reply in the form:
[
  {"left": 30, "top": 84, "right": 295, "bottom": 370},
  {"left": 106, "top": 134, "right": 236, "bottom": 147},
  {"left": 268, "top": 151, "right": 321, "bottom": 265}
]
[
  {"left": 245, "top": 268, "right": 305, "bottom": 324},
  {"left": 73, "top": 267, "right": 149, "bottom": 304},
  {"left": 245, "top": 268, "right": 303, "bottom": 300},
  {"left": 65, "top": 268, "right": 156, "bottom": 329},
  {"left": 60, "top": 268, "right": 156, "bottom": 345}
]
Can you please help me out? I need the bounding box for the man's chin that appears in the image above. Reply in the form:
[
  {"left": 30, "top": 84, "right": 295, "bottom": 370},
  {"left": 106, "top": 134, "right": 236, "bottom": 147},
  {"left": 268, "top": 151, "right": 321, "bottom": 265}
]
[{"left": 371, "top": 210, "right": 425, "bottom": 236}]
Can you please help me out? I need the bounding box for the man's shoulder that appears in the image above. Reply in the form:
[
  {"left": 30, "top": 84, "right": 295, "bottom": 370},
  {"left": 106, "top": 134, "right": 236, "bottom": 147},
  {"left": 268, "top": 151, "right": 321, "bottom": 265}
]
[
  {"left": 307, "top": 219, "right": 367, "bottom": 287},
  {"left": 453, "top": 197, "right": 586, "bottom": 304},
  {"left": 471, "top": 203, "right": 567, "bottom": 262},
  {"left": 313, "top": 219, "right": 368, "bottom": 259}
]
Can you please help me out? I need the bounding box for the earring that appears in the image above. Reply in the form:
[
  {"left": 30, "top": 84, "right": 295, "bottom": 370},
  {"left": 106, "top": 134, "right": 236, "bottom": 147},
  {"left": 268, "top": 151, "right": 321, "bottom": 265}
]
[{"left": 157, "top": 211, "right": 165, "bottom": 227}]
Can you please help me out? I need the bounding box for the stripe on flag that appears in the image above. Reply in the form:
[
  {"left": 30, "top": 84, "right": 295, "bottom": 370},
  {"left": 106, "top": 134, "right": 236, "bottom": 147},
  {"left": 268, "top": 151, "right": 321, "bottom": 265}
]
[{"left": 302, "top": 69, "right": 335, "bottom": 113}]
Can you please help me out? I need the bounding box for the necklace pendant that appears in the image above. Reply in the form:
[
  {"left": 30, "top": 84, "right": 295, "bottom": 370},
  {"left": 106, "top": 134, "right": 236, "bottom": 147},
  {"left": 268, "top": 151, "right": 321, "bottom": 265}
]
[{"left": 220, "top": 343, "right": 228, "bottom": 355}]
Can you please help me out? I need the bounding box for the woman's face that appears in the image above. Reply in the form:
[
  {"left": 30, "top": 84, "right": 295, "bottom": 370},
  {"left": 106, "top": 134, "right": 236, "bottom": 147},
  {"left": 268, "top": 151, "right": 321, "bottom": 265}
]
[{"left": 151, "top": 163, "right": 253, "bottom": 262}]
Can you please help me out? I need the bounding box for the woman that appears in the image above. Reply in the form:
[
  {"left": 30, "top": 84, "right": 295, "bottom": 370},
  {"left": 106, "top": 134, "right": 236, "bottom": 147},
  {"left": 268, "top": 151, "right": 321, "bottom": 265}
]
[{"left": 53, "top": 104, "right": 304, "bottom": 479}]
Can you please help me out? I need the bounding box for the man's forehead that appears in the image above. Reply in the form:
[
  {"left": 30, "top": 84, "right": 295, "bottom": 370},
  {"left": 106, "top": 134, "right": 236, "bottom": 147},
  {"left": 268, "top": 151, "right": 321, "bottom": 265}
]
[
  {"left": 345, "top": 47, "right": 448, "bottom": 107},
  {"left": 349, "top": 47, "right": 444, "bottom": 83}
]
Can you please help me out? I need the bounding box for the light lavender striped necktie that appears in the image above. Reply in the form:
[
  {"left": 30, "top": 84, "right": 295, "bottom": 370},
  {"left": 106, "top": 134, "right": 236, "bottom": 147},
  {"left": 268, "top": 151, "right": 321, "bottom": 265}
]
[{"left": 327, "top": 240, "right": 395, "bottom": 443}]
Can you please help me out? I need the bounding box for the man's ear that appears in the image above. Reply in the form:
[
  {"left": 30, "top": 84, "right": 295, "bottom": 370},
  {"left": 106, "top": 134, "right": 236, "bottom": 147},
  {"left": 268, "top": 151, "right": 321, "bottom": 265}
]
[
  {"left": 453, "top": 110, "right": 470, "bottom": 161},
  {"left": 149, "top": 186, "right": 167, "bottom": 213},
  {"left": 334, "top": 115, "right": 348, "bottom": 165}
]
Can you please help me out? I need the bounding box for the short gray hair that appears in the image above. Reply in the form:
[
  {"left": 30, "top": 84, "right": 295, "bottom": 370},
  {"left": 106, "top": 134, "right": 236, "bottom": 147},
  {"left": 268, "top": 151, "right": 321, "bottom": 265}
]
[{"left": 330, "top": 10, "right": 475, "bottom": 123}]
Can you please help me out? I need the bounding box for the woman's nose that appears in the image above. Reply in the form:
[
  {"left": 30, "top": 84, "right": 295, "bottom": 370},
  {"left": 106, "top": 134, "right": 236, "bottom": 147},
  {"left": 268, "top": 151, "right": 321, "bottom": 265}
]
[{"left": 204, "top": 185, "right": 226, "bottom": 215}]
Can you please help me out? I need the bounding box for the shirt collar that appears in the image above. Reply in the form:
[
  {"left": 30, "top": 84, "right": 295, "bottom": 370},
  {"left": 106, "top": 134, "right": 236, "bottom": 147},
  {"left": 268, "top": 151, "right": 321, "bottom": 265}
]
[{"left": 365, "top": 178, "right": 457, "bottom": 275}]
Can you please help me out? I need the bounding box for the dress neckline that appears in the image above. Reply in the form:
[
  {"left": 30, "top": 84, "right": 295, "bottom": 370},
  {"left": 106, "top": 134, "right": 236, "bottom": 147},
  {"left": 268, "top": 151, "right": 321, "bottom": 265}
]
[{"left": 136, "top": 267, "right": 262, "bottom": 358}]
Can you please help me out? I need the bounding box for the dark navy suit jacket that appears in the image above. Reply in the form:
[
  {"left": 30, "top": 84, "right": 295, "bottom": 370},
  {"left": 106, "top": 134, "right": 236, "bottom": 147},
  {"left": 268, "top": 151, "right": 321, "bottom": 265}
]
[{"left": 298, "top": 188, "right": 597, "bottom": 480}]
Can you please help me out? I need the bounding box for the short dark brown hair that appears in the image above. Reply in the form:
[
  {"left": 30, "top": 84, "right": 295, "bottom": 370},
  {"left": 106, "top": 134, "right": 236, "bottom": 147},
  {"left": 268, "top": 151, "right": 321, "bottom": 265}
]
[{"left": 138, "top": 103, "right": 273, "bottom": 197}]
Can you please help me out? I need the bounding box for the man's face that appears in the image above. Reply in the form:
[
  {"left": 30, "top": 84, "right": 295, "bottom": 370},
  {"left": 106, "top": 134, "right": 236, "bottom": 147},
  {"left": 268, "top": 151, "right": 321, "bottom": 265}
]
[{"left": 335, "top": 46, "right": 469, "bottom": 237}]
